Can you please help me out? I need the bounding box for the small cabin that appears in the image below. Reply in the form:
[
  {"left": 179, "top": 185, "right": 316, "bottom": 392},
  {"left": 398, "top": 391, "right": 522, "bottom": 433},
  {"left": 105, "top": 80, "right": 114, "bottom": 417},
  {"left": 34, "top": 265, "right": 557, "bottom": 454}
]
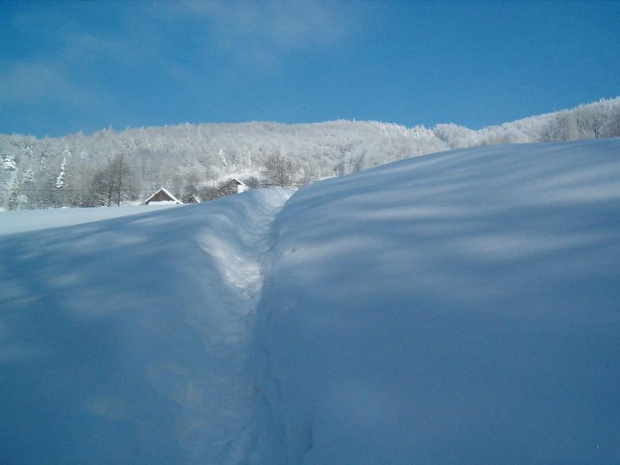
[
  {"left": 217, "top": 178, "right": 248, "bottom": 197},
  {"left": 144, "top": 188, "right": 183, "bottom": 205},
  {"left": 184, "top": 193, "right": 202, "bottom": 204},
  {"left": 229, "top": 178, "right": 248, "bottom": 194}
]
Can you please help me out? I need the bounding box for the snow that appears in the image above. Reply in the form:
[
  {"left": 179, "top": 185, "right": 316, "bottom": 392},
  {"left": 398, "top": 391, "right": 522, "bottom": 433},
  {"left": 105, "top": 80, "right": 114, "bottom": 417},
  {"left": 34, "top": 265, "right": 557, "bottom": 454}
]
[
  {"left": 0, "top": 204, "right": 180, "bottom": 236},
  {"left": 2, "top": 139, "right": 619, "bottom": 464},
  {"left": 252, "top": 138, "right": 620, "bottom": 464},
  {"left": 0, "top": 189, "right": 292, "bottom": 464},
  {"left": 144, "top": 187, "right": 183, "bottom": 205}
]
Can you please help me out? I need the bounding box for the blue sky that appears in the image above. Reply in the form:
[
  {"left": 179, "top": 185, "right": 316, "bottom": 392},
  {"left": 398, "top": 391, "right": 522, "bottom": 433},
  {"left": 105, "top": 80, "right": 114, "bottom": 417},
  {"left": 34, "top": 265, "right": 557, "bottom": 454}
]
[{"left": 1, "top": 0, "right": 618, "bottom": 137}]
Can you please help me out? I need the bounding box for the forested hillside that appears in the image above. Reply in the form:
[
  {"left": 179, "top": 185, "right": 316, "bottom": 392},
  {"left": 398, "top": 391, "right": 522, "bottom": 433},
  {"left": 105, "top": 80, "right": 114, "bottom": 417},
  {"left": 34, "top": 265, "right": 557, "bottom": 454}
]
[{"left": 1, "top": 97, "right": 618, "bottom": 210}]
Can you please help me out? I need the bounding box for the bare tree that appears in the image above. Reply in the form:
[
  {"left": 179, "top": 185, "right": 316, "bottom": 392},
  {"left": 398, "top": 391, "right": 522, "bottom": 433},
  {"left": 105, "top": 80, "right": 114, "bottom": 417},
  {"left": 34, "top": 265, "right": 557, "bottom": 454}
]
[
  {"left": 575, "top": 105, "right": 605, "bottom": 139},
  {"left": 264, "top": 153, "right": 297, "bottom": 187},
  {"left": 89, "top": 154, "right": 134, "bottom": 207}
]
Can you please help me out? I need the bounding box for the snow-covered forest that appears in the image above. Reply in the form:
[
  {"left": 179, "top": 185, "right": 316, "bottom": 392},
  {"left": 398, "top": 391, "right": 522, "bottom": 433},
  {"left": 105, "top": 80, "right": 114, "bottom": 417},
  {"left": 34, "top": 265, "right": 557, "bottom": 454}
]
[{"left": 1, "top": 97, "right": 619, "bottom": 210}]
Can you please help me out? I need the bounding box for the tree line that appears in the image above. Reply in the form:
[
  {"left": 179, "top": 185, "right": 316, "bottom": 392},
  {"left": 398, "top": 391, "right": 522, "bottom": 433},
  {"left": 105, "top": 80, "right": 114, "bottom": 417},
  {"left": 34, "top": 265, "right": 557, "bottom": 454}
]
[{"left": 2, "top": 97, "right": 619, "bottom": 210}]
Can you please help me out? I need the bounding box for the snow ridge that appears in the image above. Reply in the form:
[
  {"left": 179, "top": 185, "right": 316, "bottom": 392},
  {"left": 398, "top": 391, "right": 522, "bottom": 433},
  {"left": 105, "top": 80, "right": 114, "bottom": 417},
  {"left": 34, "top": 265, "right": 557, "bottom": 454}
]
[
  {"left": 251, "top": 138, "right": 620, "bottom": 465},
  {"left": 0, "top": 188, "right": 292, "bottom": 465}
]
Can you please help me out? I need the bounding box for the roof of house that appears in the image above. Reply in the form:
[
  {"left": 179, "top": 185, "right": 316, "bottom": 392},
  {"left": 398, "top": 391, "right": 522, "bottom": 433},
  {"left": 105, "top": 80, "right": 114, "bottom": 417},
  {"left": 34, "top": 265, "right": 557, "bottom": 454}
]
[
  {"left": 185, "top": 193, "right": 202, "bottom": 203},
  {"left": 144, "top": 187, "right": 183, "bottom": 205}
]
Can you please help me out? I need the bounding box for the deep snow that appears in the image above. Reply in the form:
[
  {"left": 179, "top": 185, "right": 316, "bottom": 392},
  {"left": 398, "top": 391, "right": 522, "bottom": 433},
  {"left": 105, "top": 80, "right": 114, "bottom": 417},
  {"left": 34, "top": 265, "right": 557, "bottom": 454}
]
[
  {"left": 2, "top": 139, "right": 619, "bottom": 464},
  {"left": 1, "top": 189, "right": 291, "bottom": 464},
  {"left": 253, "top": 139, "right": 620, "bottom": 464}
]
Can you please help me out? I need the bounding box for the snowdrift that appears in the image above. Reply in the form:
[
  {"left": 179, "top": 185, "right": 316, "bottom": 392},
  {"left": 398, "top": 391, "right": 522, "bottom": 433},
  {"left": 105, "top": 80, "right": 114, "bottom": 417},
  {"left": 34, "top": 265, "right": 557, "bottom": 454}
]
[
  {"left": 2, "top": 139, "right": 619, "bottom": 464},
  {"left": 0, "top": 189, "right": 291, "bottom": 464},
  {"left": 254, "top": 139, "right": 620, "bottom": 464}
]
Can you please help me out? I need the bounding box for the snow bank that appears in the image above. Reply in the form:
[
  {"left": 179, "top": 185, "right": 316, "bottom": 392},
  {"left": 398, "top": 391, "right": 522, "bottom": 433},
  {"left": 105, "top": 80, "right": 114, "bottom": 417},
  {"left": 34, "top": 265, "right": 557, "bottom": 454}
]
[
  {"left": 0, "top": 189, "right": 291, "bottom": 465},
  {"left": 254, "top": 139, "right": 620, "bottom": 464}
]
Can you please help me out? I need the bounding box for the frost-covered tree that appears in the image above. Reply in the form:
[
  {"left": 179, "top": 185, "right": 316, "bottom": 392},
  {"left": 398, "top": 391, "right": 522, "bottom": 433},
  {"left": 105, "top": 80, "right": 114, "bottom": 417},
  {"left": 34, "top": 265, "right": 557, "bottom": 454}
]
[
  {"left": 89, "top": 154, "right": 134, "bottom": 207},
  {"left": 541, "top": 111, "right": 579, "bottom": 141},
  {"left": 3, "top": 153, "right": 17, "bottom": 171},
  {"left": 575, "top": 105, "right": 606, "bottom": 138},
  {"left": 0, "top": 96, "right": 618, "bottom": 210},
  {"left": 602, "top": 103, "right": 620, "bottom": 137},
  {"left": 56, "top": 157, "right": 67, "bottom": 189},
  {"left": 434, "top": 123, "right": 480, "bottom": 148},
  {"left": 20, "top": 168, "right": 36, "bottom": 209},
  {"left": 52, "top": 157, "right": 68, "bottom": 207},
  {"left": 264, "top": 153, "right": 297, "bottom": 187},
  {"left": 7, "top": 176, "right": 20, "bottom": 210},
  {"left": 22, "top": 168, "right": 36, "bottom": 184}
]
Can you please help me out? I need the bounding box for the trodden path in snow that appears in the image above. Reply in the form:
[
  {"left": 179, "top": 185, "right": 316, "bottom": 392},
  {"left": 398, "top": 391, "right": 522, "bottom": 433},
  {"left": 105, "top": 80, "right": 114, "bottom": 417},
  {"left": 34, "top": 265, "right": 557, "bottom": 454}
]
[
  {"left": 164, "top": 188, "right": 294, "bottom": 464},
  {"left": 187, "top": 188, "right": 294, "bottom": 464},
  {"left": 0, "top": 188, "right": 292, "bottom": 465}
]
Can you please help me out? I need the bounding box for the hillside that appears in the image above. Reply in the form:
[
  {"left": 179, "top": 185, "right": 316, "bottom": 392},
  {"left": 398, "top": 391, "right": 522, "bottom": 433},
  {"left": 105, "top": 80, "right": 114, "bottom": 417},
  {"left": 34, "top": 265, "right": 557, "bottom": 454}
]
[
  {"left": 1, "top": 138, "right": 619, "bottom": 464},
  {"left": 252, "top": 138, "right": 620, "bottom": 464},
  {"left": 1, "top": 97, "right": 619, "bottom": 210}
]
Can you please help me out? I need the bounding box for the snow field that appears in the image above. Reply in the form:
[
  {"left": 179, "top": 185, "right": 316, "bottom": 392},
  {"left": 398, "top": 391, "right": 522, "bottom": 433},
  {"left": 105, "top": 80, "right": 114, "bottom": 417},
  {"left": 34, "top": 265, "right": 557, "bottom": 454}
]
[
  {"left": 253, "top": 139, "right": 620, "bottom": 464},
  {"left": 0, "top": 203, "right": 179, "bottom": 236},
  {"left": 1, "top": 138, "right": 619, "bottom": 464},
  {"left": 0, "top": 188, "right": 291, "bottom": 465}
]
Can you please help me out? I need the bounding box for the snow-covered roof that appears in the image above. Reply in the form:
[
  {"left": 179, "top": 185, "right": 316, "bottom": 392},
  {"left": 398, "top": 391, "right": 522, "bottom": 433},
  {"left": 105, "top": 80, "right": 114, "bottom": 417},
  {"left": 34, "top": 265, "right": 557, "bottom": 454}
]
[
  {"left": 183, "top": 193, "right": 202, "bottom": 204},
  {"left": 144, "top": 187, "right": 183, "bottom": 205}
]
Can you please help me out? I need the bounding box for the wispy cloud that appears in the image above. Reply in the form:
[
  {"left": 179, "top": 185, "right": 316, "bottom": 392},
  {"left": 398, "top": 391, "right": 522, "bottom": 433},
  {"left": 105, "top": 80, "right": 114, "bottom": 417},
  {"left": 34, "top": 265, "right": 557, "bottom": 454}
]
[
  {"left": 1, "top": 0, "right": 370, "bottom": 134},
  {"left": 3, "top": 1, "right": 367, "bottom": 99},
  {"left": 1, "top": 5, "right": 122, "bottom": 109},
  {"left": 0, "top": 60, "right": 96, "bottom": 107},
  {"left": 168, "top": 0, "right": 365, "bottom": 70}
]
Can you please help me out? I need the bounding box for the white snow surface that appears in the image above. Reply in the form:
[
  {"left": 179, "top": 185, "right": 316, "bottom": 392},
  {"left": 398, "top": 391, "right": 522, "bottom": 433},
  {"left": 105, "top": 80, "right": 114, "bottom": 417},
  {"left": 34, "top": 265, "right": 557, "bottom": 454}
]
[
  {"left": 252, "top": 139, "right": 620, "bottom": 464},
  {"left": 0, "top": 204, "right": 180, "bottom": 236},
  {"left": 2, "top": 139, "right": 620, "bottom": 464},
  {"left": 1, "top": 189, "right": 292, "bottom": 464}
]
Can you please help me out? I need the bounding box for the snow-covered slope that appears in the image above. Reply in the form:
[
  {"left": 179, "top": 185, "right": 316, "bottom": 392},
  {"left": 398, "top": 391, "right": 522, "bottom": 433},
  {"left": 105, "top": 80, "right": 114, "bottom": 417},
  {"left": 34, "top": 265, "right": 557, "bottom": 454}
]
[
  {"left": 2, "top": 139, "right": 619, "bottom": 464},
  {"left": 0, "top": 189, "right": 291, "bottom": 464},
  {"left": 253, "top": 138, "right": 620, "bottom": 464}
]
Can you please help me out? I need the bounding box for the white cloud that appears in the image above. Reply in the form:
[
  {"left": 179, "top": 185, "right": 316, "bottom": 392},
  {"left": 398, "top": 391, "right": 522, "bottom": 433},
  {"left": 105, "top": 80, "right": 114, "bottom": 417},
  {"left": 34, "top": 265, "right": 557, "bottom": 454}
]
[
  {"left": 169, "top": 0, "right": 365, "bottom": 69},
  {"left": 0, "top": 59, "right": 108, "bottom": 108},
  {"left": 0, "top": 61, "right": 70, "bottom": 103},
  {"left": 1, "top": 0, "right": 368, "bottom": 122}
]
